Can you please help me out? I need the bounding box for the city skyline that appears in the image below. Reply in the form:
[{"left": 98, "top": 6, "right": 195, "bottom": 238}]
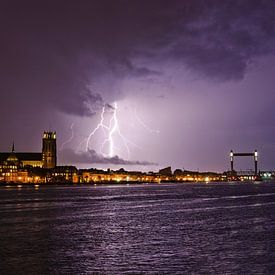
[
  {"left": 0, "top": 130, "right": 264, "bottom": 175},
  {"left": 1, "top": 129, "right": 267, "bottom": 184},
  {"left": 1, "top": 1, "right": 275, "bottom": 171}
]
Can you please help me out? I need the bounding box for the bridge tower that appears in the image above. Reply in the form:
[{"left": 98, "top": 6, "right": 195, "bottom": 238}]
[{"left": 230, "top": 150, "right": 258, "bottom": 175}]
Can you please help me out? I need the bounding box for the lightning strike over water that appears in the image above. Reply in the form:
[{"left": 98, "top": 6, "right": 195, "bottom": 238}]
[
  {"left": 107, "top": 102, "right": 118, "bottom": 157},
  {"left": 85, "top": 105, "right": 109, "bottom": 152},
  {"left": 85, "top": 102, "right": 139, "bottom": 159}
]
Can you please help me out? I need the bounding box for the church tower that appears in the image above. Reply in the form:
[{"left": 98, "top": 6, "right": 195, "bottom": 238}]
[{"left": 42, "top": 131, "right": 57, "bottom": 168}]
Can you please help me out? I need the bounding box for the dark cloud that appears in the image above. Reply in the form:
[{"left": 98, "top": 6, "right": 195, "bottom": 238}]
[
  {"left": 59, "top": 148, "right": 157, "bottom": 166},
  {"left": 1, "top": 1, "right": 275, "bottom": 169},
  {"left": 167, "top": 0, "right": 275, "bottom": 80},
  {"left": 1, "top": 0, "right": 275, "bottom": 117}
]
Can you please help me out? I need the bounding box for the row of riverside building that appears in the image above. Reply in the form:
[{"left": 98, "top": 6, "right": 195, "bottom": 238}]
[{"left": 1, "top": 131, "right": 274, "bottom": 184}]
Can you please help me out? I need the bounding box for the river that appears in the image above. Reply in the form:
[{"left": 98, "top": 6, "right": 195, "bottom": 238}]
[{"left": 0, "top": 182, "right": 274, "bottom": 274}]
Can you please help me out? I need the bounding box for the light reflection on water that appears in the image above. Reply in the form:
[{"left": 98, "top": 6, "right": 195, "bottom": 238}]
[{"left": 0, "top": 182, "right": 274, "bottom": 274}]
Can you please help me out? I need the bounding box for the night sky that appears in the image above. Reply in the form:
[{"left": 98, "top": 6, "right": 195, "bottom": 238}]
[{"left": 1, "top": 0, "right": 275, "bottom": 172}]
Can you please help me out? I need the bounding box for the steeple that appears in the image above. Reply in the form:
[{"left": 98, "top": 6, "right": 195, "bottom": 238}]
[{"left": 7, "top": 141, "right": 18, "bottom": 163}]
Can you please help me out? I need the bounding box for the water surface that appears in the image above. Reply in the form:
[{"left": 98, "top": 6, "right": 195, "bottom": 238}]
[{"left": 0, "top": 182, "right": 274, "bottom": 274}]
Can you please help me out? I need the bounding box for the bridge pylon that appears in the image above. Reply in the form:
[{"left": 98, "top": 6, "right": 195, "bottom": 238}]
[{"left": 230, "top": 150, "right": 258, "bottom": 175}]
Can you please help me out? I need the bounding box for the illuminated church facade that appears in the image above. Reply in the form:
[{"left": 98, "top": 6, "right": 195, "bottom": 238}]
[{"left": 0, "top": 131, "right": 57, "bottom": 169}]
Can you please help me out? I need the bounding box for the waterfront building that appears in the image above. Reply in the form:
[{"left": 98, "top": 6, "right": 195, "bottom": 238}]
[
  {"left": 0, "top": 131, "right": 57, "bottom": 169},
  {"left": 42, "top": 132, "right": 57, "bottom": 168},
  {"left": 159, "top": 166, "right": 172, "bottom": 175},
  {"left": 0, "top": 144, "right": 28, "bottom": 182},
  {"left": 50, "top": 166, "right": 79, "bottom": 183},
  {"left": 0, "top": 132, "right": 57, "bottom": 183}
]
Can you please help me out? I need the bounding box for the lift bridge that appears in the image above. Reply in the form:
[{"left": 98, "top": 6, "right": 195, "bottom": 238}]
[{"left": 230, "top": 150, "right": 258, "bottom": 176}]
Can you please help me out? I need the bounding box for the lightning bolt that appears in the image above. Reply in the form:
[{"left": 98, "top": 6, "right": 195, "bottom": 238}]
[
  {"left": 134, "top": 106, "right": 160, "bottom": 134},
  {"left": 85, "top": 102, "right": 139, "bottom": 159},
  {"left": 60, "top": 123, "right": 74, "bottom": 150},
  {"left": 108, "top": 102, "right": 118, "bottom": 157},
  {"left": 85, "top": 105, "right": 109, "bottom": 152}
]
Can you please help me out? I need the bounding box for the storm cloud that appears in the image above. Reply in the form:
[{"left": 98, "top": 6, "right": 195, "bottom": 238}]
[
  {"left": 59, "top": 148, "right": 157, "bottom": 166},
  {"left": 1, "top": 0, "right": 275, "bottom": 117},
  {"left": 1, "top": 1, "right": 275, "bottom": 170}
]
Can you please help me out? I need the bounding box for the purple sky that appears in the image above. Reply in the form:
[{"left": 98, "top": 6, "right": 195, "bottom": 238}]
[{"left": 1, "top": 0, "right": 275, "bottom": 172}]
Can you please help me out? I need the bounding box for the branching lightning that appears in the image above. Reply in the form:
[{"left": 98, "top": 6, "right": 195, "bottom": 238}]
[
  {"left": 60, "top": 123, "right": 74, "bottom": 150},
  {"left": 134, "top": 106, "right": 160, "bottom": 134},
  {"left": 85, "top": 102, "right": 139, "bottom": 159},
  {"left": 85, "top": 105, "right": 109, "bottom": 152}
]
